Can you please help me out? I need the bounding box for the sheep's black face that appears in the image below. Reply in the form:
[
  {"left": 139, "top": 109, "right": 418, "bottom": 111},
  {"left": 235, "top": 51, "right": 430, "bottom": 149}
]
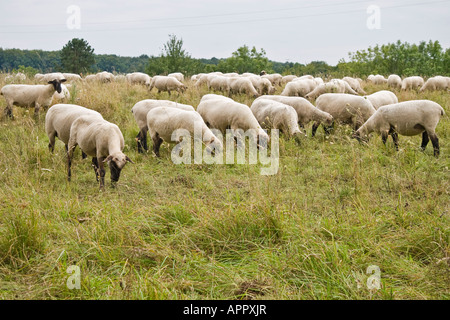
[
  {"left": 48, "top": 79, "right": 67, "bottom": 93},
  {"left": 109, "top": 160, "right": 122, "bottom": 183}
]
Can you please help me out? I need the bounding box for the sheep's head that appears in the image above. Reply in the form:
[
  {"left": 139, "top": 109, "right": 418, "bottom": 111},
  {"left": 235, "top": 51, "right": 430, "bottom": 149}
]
[
  {"left": 103, "top": 152, "right": 133, "bottom": 184},
  {"left": 324, "top": 114, "right": 334, "bottom": 126},
  {"left": 352, "top": 130, "right": 368, "bottom": 144},
  {"left": 205, "top": 135, "right": 223, "bottom": 155},
  {"left": 48, "top": 79, "right": 67, "bottom": 93}
]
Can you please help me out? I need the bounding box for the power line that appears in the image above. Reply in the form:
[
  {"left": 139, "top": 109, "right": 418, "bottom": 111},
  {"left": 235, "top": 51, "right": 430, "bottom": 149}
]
[{"left": 0, "top": 0, "right": 448, "bottom": 34}]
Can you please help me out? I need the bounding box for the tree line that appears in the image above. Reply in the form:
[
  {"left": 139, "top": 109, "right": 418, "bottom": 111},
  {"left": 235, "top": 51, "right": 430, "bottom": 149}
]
[{"left": 1, "top": 36, "right": 448, "bottom": 78}]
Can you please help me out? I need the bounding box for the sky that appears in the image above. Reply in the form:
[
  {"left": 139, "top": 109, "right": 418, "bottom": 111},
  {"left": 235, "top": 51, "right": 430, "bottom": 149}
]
[{"left": 0, "top": 0, "right": 449, "bottom": 65}]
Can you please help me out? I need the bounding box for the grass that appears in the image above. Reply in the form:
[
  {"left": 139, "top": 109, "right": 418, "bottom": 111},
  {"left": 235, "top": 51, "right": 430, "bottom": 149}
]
[{"left": 0, "top": 75, "right": 448, "bottom": 300}]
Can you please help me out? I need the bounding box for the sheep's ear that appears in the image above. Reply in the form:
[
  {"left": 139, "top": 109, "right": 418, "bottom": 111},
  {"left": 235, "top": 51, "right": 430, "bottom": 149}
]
[
  {"left": 125, "top": 156, "right": 134, "bottom": 164},
  {"left": 103, "top": 155, "right": 113, "bottom": 163},
  {"left": 48, "top": 80, "right": 54, "bottom": 84},
  {"left": 61, "top": 79, "right": 67, "bottom": 83}
]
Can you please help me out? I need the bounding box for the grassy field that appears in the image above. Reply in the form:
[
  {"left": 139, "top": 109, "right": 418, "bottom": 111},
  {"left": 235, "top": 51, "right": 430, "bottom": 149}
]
[{"left": 0, "top": 75, "right": 448, "bottom": 300}]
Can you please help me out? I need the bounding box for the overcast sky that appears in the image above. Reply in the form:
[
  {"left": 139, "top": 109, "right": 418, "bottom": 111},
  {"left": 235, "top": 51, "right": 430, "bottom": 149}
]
[{"left": 0, "top": 0, "right": 449, "bottom": 65}]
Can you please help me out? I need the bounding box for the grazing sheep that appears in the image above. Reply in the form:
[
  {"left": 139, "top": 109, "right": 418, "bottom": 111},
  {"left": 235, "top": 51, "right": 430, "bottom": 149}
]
[
  {"left": 1, "top": 78, "right": 67, "bottom": 118},
  {"left": 67, "top": 116, "right": 133, "bottom": 188},
  {"left": 305, "top": 79, "right": 358, "bottom": 100},
  {"left": 5, "top": 72, "right": 26, "bottom": 83},
  {"left": 312, "top": 93, "right": 376, "bottom": 136},
  {"left": 39, "top": 72, "right": 65, "bottom": 83},
  {"left": 247, "top": 76, "right": 275, "bottom": 95},
  {"left": 261, "top": 73, "right": 282, "bottom": 86},
  {"left": 45, "top": 103, "right": 103, "bottom": 155},
  {"left": 168, "top": 72, "right": 184, "bottom": 82},
  {"left": 364, "top": 90, "right": 398, "bottom": 109},
  {"left": 387, "top": 74, "right": 402, "bottom": 89},
  {"left": 209, "top": 76, "right": 230, "bottom": 94},
  {"left": 343, "top": 77, "right": 366, "bottom": 94},
  {"left": 401, "top": 76, "right": 424, "bottom": 90},
  {"left": 281, "top": 75, "right": 298, "bottom": 84},
  {"left": 420, "top": 76, "right": 449, "bottom": 92},
  {"left": 127, "top": 72, "right": 152, "bottom": 88},
  {"left": 353, "top": 100, "right": 445, "bottom": 157},
  {"left": 197, "top": 94, "right": 269, "bottom": 146},
  {"left": 62, "top": 73, "right": 82, "bottom": 82},
  {"left": 281, "top": 79, "right": 317, "bottom": 97},
  {"left": 146, "top": 107, "right": 223, "bottom": 157},
  {"left": 149, "top": 75, "right": 187, "bottom": 95},
  {"left": 250, "top": 99, "right": 304, "bottom": 141},
  {"left": 131, "top": 99, "right": 195, "bottom": 153},
  {"left": 228, "top": 77, "right": 259, "bottom": 97},
  {"left": 369, "top": 74, "right": 388, "bottom": 85},
  {"left": 255, "top": 95, "right": 333, "bottom": 133}
]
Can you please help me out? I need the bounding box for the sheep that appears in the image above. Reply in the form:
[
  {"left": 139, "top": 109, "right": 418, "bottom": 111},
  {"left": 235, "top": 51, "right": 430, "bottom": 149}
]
[
  {"left": 84, "top": 74, "right": 97, "bottom": 82},
  {"left": 45, "top": 103, "right": 103, "bottom": 155},
  {"left": 1, "top": 78, "right": 67, "bottom": 118},
  {"left": 401, "top": 76, "right": 424, "bottom": 90},
  {"left": 62, "top": 73, "right": 82, "bottom": 82},
  {"left": 261, "top": 73, "right": 282, "bottom": 86},
  {"left": 312, "top": 93, "right": 376, "bottom": 136},
  {"left": 149, "top": 75, "right": 187, "bottom": 95},
  {"left": 364, "top": 90, "right": 398, "bottom": 110},
  {"left": 281, "top": 79, "right": 317, "bottom": 97},
  {"left": 420, "top": 76, "right": 449, "bottom": 92},
  {"left": 197, "top": 94, "right": 269, "bottom": 146},
  {"left": 39, "top": 72, "right": 65, "bottom": 83},
  {"left": 209, "top": 76, "right": 230, "bottom": 94},
  {"left": 168, "top": 72, "right": 184, "bottom": 82},
  {"left": 281, "top": 75, "right": 298, "bottom": 84},
  {"left": 305, "top": 79, "right": 358, "bottom": 100},
  {"left": 146, "top": 107, "right": 223, "bottom": 157},
  {"left": 247, "top": 76, "right": 275, "bottom": 95},
  {"left": 97, "top": 71, "right": 114, "bottom": 83},
  {"left": 369, "top": 74, "right": 388, "bottom": 85},
  {"left": 228, "top": 77, "right": 259, "bottom": 97},
  {"left": 387, "top": 74, "right": 402, "bottom": 89},
  {"left": 255, "top": 95, "right": 333, "bottom": 134},
  {"left": 343, "top": 76, "right": 366, "bottom": 94},
  {"left": 67, "top": 115, "right": 133, "bottom": 188},
  {"left": 126, "top": 72, "right": 152, "bottom": 88},
  {"left": 5, "top": 72, "right": 26, "bottom": 83},
  {"left": 131, "top": 99, "right": 195, "bottom": 153},
  {"left": 250, "top": 98, "right": 304, "bottom": 142},
  {"left": 314, "top": 77, "right": 324, "bottom": 86},
  {"left": 353, "top": 100, "right": 445, "bottom": 157}
]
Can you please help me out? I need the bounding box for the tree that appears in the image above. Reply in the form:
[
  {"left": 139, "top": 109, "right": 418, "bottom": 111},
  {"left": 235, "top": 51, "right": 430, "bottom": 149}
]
[
  {"left": 60, "top": 38, "right": 95, "bottom": 74},
  {"left": 146, "top": 34, "right": 203, "bottom": 76},
  {"left": 217, "top": 45, "right": 273, "bottom": 74}
]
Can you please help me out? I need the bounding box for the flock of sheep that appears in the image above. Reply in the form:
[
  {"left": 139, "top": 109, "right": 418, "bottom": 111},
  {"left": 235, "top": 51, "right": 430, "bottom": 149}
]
[{"left": 0, "top": 70, "right": 447, "bottom": 188}]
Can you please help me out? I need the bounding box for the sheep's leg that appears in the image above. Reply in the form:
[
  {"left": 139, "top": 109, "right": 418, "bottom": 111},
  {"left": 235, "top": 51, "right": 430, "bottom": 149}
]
[
  {"left": 152, "top": 134, "right": 163, "bottom": 157},
  {"left": 420, "top": 131, "right": 429, "bottom": 151},
  {"left": 4, "top": 102, "right": 13, "bottom": 119},
  {"left": 429, "top": 133, "right": 440, "bottom": 157},
  {"left": 98, "top": 156, "right": 106, "bottom": 188},
  {"left": 381, "top": 131, "right": 389, "bottom": 145},
  {"left": 92, "top": 157, "right": 99, "bottom": 182},
  {"left": 136, "top": 129, "right": 148, "bottom": 153},
  {"left": 67, "top": 144, "right": 76, "bottom": 182},
  {"left": 388, "top": 127, "right": 399, "bottom": 151},
  {"left": 48, "top": 132, "right": 56, "bottom": 153},
  {"left": 311, "top": 122, "right": 320, "bottom": 137},
  {"left": 34, "top": 103, "right": 41, "bottom": 119}
]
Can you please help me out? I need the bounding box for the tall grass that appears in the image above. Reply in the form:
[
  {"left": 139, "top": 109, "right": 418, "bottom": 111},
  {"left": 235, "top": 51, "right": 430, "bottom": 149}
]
[{"left": 0, "top": 76, "right": 448, "bottom": 299}]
